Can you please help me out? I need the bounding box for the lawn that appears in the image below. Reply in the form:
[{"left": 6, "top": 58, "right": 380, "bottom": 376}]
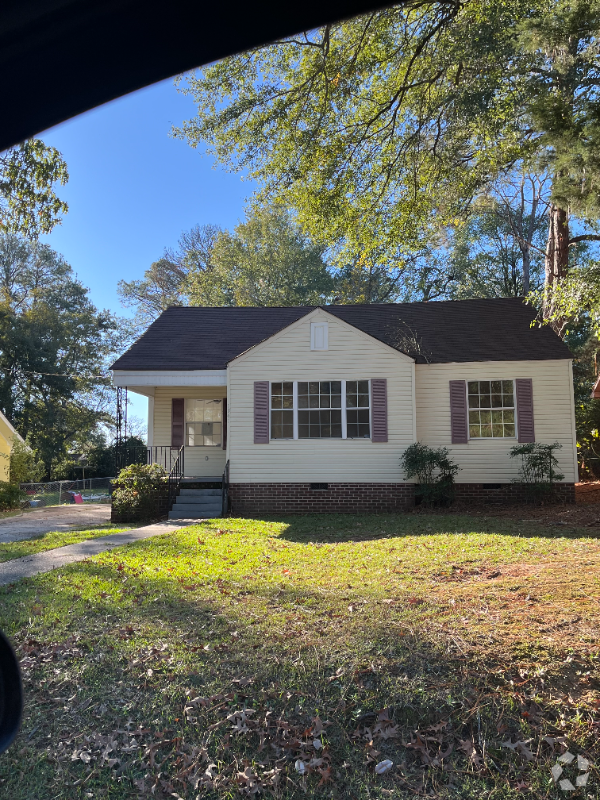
[
  {"left": 0, "top": 524, "right": 138, "bottom": 563},
  {"left": 0, "top": 512, "right": 598, "bottom": 799}
]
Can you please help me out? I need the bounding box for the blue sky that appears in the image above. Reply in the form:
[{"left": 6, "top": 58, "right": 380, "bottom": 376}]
[{"left": 39, "top": 77, "right": 253, "bottom": 428}]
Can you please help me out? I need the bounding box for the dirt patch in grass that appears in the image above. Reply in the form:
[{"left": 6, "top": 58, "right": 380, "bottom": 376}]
[
  {"left": 437, "top": 498, "right": 600, "bottom": 527},
  {"left": 0, "top": 513, "right": 598, "bottom": 799}
]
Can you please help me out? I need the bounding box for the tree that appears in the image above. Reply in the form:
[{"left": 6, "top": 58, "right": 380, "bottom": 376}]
[
  {"left": 173, "top": 0, "right": 600, "bottom": 320},
  {"left": 118, "top": 224, "right": 221, "bottom": 330},
  {"left": 186, "top": 207, "right": 333, "bottom": 306},
  {"left": 445, "top": 173, "right": 549, "bottom": 299},
  {"left": 120, "top": 208, "right": 333, "bottom": 322},
  {"left": 8, "top": 438, "right": 44, "bottom": 484},
  {"left": 0, "top": 234, "right": 123, "bottom": 477},
  {"left": 1, "top": 140, "right": 68, "bottom": 236}
]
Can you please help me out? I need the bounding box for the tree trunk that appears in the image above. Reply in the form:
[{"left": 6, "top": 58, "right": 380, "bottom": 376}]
[
  {"left": 543, "top": 203, "right": 569, "bottom": 327},
  {"left": 522, "top": 247, "right": 530, "bottom": 295}
]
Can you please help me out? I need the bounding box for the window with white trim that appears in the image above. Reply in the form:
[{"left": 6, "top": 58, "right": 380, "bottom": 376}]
[
  {"left": 468, "top": 380, "right": 515, "bottom": 438},
  {"left": 186, "top": 399, "right": 223, "bottom": 446},
  {"left": 346, "top": 380, "right": 370, "bottom": 438},
  {"left": 270, "top": 382, "right": 294, "bottom": 439},
  {"left": 270, "top": 380, "right": 370, "bottom": 439},
  {"left": 298, "top": 381, "right": 342, "bottom": 438}
]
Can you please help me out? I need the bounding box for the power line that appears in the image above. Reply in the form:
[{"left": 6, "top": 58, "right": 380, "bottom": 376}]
[{"left": 20, "top": 368, "right": 110, "bottom": 379}]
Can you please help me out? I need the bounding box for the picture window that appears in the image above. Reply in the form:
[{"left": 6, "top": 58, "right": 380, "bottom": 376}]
[{"left": 269, "top": 380, "right": 370, "bottom": 439}]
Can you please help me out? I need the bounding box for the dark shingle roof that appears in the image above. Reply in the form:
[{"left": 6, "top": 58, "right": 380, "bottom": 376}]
[{"left": 110, "top": 298, "right": 571, "bottom": 371}]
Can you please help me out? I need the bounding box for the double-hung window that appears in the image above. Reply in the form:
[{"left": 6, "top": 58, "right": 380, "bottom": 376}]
[
  {"left": 270, "top": 382, "right": 294, "bottom": 439},
  {"left": 270, "top": 380, "right": 371, "bottom": 439},
  {"left": 468, "top": 380, "right": 515, "bottom": 438},
  {"left": 298, "top": 381, "right": 342, "bottom": 438},
  {"left": 186, "top": 399, "right": 223, "bottom": 446},
  {"left": 345, "top": 380, "right": 370, "bottom": 438}
]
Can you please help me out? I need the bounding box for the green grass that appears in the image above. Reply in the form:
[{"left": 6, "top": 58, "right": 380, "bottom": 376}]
[
  {"left": 0, "top": 524, "right": 137, "bottom": 562},
  {"left": 0, "top": 512, "right": 598, "bottom": 799}
]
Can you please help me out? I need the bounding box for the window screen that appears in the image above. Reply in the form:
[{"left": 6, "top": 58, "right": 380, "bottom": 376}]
[
  {"left": 298, "top": 381, "right": 342, "bottom": 438},
  {"left": 271, "top": 382, "right": 294, "bottom": 439},
  {"left": 468, "top": 380, "right": 515, "bottom": 438},
  {"left": 186, "top": 399, "right": 223, "bottom": 446},
  {"left": 346, "top": 380, "right": 370, "bottom": 438}
]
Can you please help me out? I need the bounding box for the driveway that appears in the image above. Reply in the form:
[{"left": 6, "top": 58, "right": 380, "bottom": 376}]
[{"left": 0, "top": 504, "right": 112, "bottom": 543}]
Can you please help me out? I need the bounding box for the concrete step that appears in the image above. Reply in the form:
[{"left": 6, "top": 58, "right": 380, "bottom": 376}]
[
  {"left": 179, "top": 488, "right": 221, "bottom": 497},
  {"left": 174, "top": 496, "right": 222, "bottom": 506},
  {"left": 169, "top": 507, "right": 222, "bottom": 519},
  {"left": 173, "top": 500, "right": 222, "bottom": 511}
]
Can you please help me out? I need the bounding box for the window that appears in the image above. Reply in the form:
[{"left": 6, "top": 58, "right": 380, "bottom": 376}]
[
  {"left": 346, "top": 380, "right": 370, "bottom": 438},
  {"left": 468, "top": 380, "right": 515, "bottom": 438},
  {"left": 186, "top": 399, "right": 223, "bottom": 446},
  {"left": 298, "top": 381, "right": 342, "bottom": 438},
  {"left": 270, "top": 382, "right": 294, "bottom": 439},
  {"left": 311, "top": 321, "right": 328, "bottom": 350},
  {"left": 270, "top": 380, "right": 370, "bottom": 439}
]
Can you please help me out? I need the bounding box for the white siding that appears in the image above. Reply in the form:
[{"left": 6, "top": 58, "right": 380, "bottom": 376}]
[
  {"left": 153, "top": 386, "right": 227, "bottom": 477},
  {"left": 415, "top": 359, "right": 578, "bottom": 483},
  {"left": 228, "top": 309, "right": 415, "bottom": 483}
]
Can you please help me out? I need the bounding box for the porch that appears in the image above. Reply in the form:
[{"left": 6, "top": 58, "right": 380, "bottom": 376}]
[{"left": 112, "top": 372, "right": 228, "bottom": 480}]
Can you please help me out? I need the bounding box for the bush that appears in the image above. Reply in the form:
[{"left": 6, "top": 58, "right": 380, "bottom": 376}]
[
  {"left": 111, "top": 463, "right": 168, "bottom": 521},
  {"left": 0, "top": 481, "right": 26, "bottom": 511},
  {"left": 400, "top": 443, "right": 459, "bottom": 507},
  {"left": 10, "top": 437, "right": 45, "bottom": 484},
  {"left": 509, "top": 442, "right": 564, "bottom": 503}
]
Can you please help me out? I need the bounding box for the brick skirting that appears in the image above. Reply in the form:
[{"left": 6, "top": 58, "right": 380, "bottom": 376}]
[
  {"left": 229, "top": 483, "right": 416, "bottom": 515},
  {"left": 228, "top": 481, "right": 576, "bottom": 515},
  {"left": 453, "top": 482, "right": 576, "bottom": 505}
]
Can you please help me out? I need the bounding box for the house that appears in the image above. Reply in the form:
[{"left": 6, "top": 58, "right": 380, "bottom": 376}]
[
  {"left": 110, "top": 298, "right": 577, "bottom": 517},
  {"left": 0, "top": 410, "right": 25, "bottom": 483}
]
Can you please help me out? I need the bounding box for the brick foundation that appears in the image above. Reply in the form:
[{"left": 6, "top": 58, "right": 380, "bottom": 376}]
[
  {"left": 228, "top": 481, "right": 576, "bottom": 515},
  {"left": 229, "top": 483, "right": 415, "bottom": 515},
  {"left": 453, "top": 482, "right": 576, "bottom": 505}
]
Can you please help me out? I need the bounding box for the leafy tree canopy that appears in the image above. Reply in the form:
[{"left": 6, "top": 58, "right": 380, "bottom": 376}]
[
  {"left": 0, "top": 234, "right": 125, "bottom": 477},
  {"left": 0, "top": 140, "right": 68, "bottom": 236},
  {"left": 186, "top": 206, "right": 333, "bottom": 306},
  {"left": 119, "top": 208, "right": 334, "bottom": 324},
  {"left": 173, "top": 0, "right": 600, "bottom": 299}
]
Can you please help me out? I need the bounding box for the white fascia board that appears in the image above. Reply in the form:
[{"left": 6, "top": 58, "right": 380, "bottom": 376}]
[{"left": 112, "top": 370, "right": 227, "bottom": 388}]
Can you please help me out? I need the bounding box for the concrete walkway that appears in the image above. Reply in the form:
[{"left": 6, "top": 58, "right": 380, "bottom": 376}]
[
  {"left": 0, "top": 520, "right": 200, "bottom": 586},
  {"left": 0, "top": 504, "right": 112, "bottom": 544}
]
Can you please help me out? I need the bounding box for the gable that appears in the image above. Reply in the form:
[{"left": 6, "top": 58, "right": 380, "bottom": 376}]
[{"left": 229, "top": 308, "right": 415, "bottom": 366}]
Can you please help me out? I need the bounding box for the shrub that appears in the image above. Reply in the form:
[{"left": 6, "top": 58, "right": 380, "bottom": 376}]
[
  {"left": 509, "top": 442, "right": 564, "bottom": 503},
  {"left": 111, "top": 463, "right": 168, "bottom": 521},
  {"left": 10, "top": 437, "right": 45, "bottom": 484},
  {"left": 400, "top": 443, "right": 459, "bottom": 507},
  {"left": 0, "top": 481, "right": 26, "bottom": 511}
]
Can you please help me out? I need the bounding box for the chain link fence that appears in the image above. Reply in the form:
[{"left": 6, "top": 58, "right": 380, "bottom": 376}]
[{"left": 19, "top": 477, "right": 113, "bottom": 508}]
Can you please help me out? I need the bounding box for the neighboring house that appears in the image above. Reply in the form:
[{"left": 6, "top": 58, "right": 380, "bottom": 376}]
[
  {"left": 111, "top": 298, "right": 577, "bottom": 515},
  {"left": 0, "top": 411, "right": 25, "bottom": 483}
]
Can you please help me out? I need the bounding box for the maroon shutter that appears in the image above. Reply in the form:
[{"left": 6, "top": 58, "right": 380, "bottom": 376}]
[
  {"left": 171, "top": 398, "right": 184, "bottom": 447},
  {"left": 449, "top": 380, "right": 468, "bottom": 444},
  {"left": 254, "top": 381, "right": 269, "bottom": 443},
  {"left": 371, "top": 378, "right": 388, "bottom": 442},
  {"left": 222, "top": 398, "right": 227, "bottom": 450},
  {"left": 516, "top": 378, "right": 535, "bottom": 443}
]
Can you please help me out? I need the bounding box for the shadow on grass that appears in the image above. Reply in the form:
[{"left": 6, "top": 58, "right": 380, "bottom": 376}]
[
  {"left": 246, "top": 511, "right": 600, "bottom": 544},
  {"left": 0, "top": 529, "right": 597, "bottom": 799}
]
